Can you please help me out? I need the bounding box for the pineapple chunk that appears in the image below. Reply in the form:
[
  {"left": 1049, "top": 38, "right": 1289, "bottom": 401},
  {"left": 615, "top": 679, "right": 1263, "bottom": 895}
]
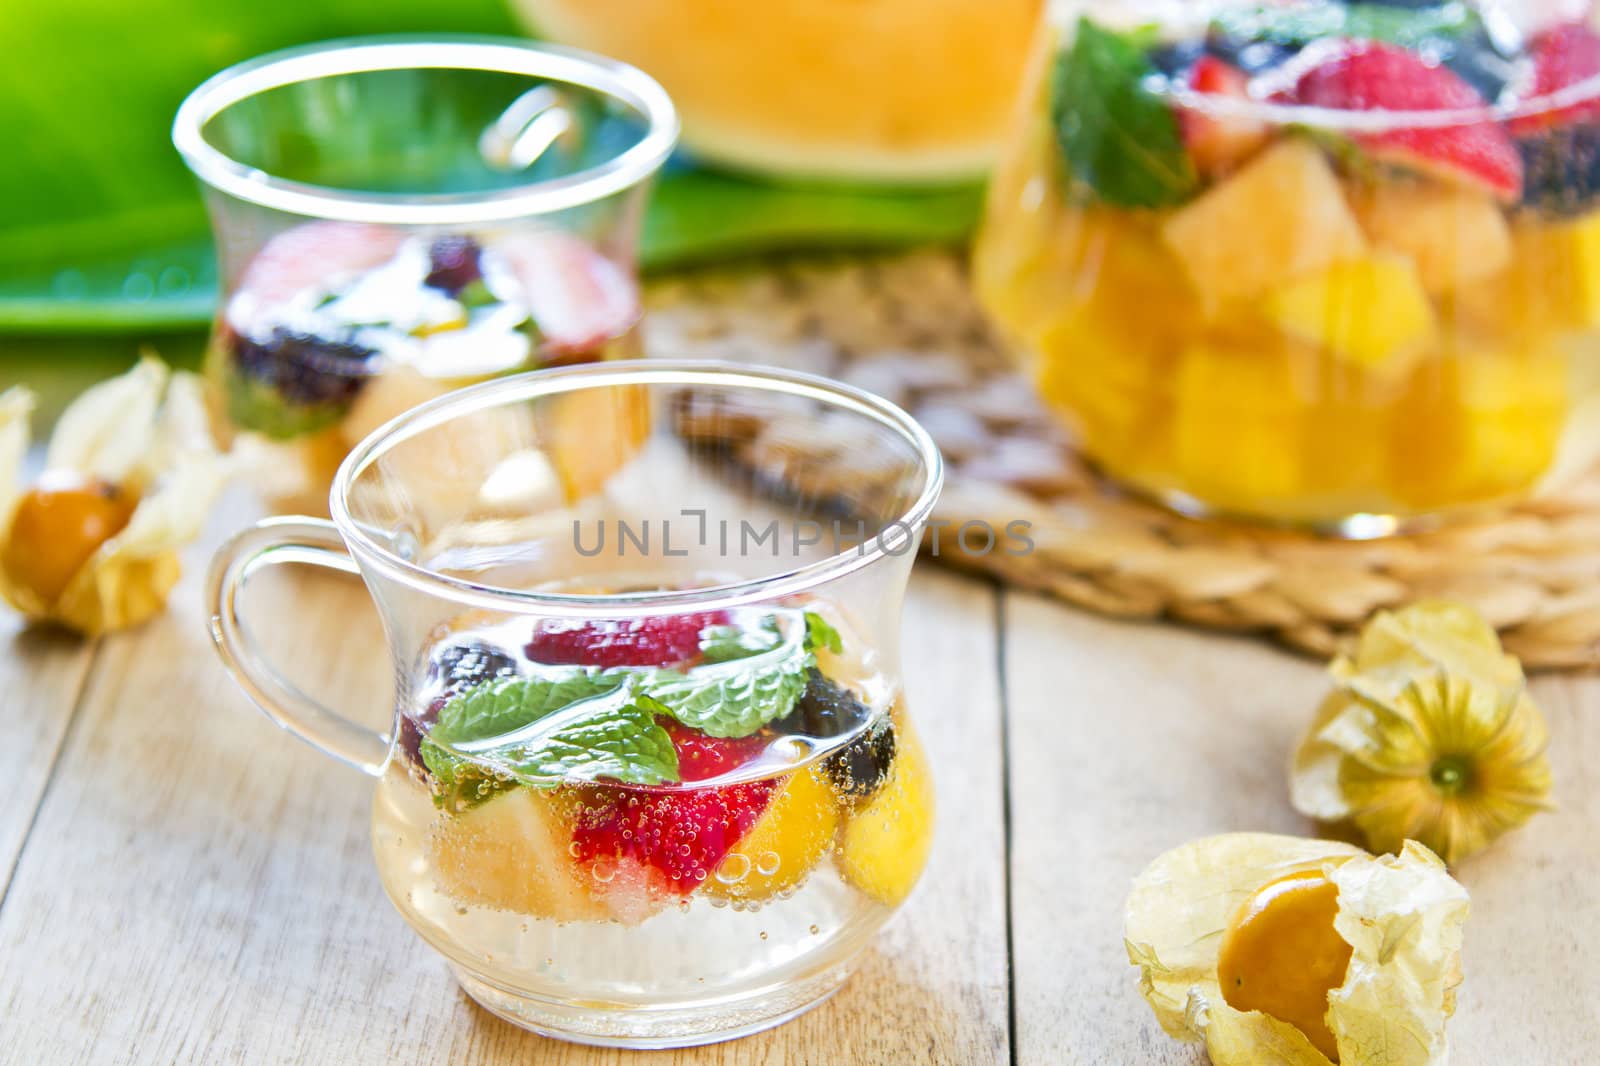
[
  {"left": 1264, "top": 253, "right": 1437, "bottom": 372},
  {"left": 1351, "top": 181, "right": 1511, "bottom": 293},
  {"left": 1456, "top": 210, "right": 1600, "bottom": 342},
  {"left": 1173, "top": 340, "right": 1307, "bottom": 508},
  {"left": 1161, "top": 139, "right": 1368, "bottom": 310},
  {"left": 1389, "top": 347, "right": 1569, "bottom": 509}
]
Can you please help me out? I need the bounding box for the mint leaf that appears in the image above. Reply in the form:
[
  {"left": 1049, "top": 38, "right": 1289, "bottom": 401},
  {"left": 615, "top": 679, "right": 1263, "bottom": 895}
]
[
  {"left": 643, "top": 623, "right": 812, "bottom": 738},
  {"left": 700, "top": 617, "right": 783, "bottom": 663},
  {"left": 803, "top": 611, "right": 843, "bottom": 655},
  {"left": 1051, "top": 17, "right": 1198, "bottom": 208},
  {"left": 420, "top": 671, "right": 679, "bottom": 800}
]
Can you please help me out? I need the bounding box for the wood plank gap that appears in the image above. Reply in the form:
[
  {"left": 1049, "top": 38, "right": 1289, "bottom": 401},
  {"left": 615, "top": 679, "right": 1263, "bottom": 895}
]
[
  {"left": 0, "top": 634, "right": 102, "bottom": 906},
  {"left": 995, "top": 583, "right": 1021, "bottom": 1066}
]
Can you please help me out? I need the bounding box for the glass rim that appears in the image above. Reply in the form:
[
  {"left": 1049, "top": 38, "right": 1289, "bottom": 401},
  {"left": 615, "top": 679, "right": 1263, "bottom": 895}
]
[
  {"left": 171, "top": 35, "right": 680, "bottom": 225},
  {"left": 329, "top": 359, "right": 946, "bottom": 616}
]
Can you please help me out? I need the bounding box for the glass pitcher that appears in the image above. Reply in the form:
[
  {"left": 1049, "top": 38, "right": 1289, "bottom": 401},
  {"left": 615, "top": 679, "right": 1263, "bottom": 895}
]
[
  {"left": 205, "top": 361, "right": 944, "bottom": 1048},
  {"left": 174, "top": 37, "right": 677, "bottom": 512}
]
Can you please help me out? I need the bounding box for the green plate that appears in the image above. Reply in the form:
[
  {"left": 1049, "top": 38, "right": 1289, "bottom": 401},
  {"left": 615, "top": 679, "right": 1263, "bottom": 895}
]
[{"left": 0, "top": 0, "right": 981, "bottom": 339}]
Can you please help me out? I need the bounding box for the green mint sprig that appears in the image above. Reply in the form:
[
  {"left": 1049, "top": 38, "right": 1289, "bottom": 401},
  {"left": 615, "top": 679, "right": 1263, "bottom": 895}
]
[{"left": 1050, "top": 17, "right": 1198, "bottom": 209}]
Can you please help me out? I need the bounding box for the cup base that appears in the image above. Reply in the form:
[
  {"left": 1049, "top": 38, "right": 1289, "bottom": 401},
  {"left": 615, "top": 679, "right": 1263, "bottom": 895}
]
[{"left": 450, "top": 959, "right": 853, "bottom": 1049}]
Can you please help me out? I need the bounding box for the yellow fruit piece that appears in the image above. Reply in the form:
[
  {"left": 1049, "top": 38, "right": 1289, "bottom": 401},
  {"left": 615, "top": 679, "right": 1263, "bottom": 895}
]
[
  {"left": 839, "top": 718, "right": 934, "bottom": 906},
  {"left": 428, "top": 788, "right": 605, "bottom": 922},
  {"left": 544, "top": 382, "right": 653, "bottom": 502},
  {"left": 2, "top": 473, "right": 136, "bottom": 606},
  {"left": 704, "top": 764, "right": 840, "bottom": 904},
  {"left": 1173, "top": 340, "right": 1306, "bottom": 509},
  {"left": 1351, "top": 181, "right": 1511, "bottom": 294},
  {"left": 1217, "top": 870, "right": 1351, "bottom": 1062},
  {"left": 1264, "top": 253, "right": 1437, "bottom": 372},
  {"left": 1162, "top": 139, "right": 1368, "bottom": 311},
  {"left": 1389, "top": 347, "right": 1568, "bottom": 509},
  {"left": 1458, "top": 209, "right": 1600, "bottom": 341}
]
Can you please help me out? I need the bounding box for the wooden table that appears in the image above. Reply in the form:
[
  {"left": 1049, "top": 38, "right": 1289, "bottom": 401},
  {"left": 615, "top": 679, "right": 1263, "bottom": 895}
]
[{"left": 1, "top": 494, "right": 1596, "bottom": 1065}]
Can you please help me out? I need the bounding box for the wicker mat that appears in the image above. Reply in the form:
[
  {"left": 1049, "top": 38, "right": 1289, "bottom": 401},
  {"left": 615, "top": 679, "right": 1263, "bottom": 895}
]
[{"left": 643, "top": 250, "right": 1600, "bottom": 671}]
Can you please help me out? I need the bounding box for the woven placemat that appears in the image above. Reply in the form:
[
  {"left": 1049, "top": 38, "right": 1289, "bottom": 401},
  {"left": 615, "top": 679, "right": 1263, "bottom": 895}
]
[{"left": 643, "top": 250, "right": 1600, "bottom": 671}]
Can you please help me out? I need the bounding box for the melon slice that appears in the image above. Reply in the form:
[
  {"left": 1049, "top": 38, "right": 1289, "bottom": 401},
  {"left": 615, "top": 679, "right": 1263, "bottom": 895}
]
[
  {"left": 1350, "top": 182, "right": 1511, "bottom": 294},
  {"left": 1264, "top": 253, "right": 1437, "bottom": 372},
  {"left": 428, "top": 787, "right": 606, "bottom": 922},
  {"left": 1161, "top": 139, "right": 1368, "bottom": 311}
]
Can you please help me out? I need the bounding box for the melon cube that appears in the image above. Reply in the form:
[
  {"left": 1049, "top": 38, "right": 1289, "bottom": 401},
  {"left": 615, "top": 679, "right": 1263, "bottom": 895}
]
[
  {"left": 1161, "top": 138, "right": 1368, "bottom": 310},
  {"left": 1456, "top": 209, "right": 1600, "bottom": 341},
  {"left": 1263, "top": 253, "right": 1438, "bottom": 372},
  {"left": 1351, "top": 181, "right": 1511, "bottom": 293},
  {"left": 1173, "top": 341, "right": 1307, "bottom": 507}
]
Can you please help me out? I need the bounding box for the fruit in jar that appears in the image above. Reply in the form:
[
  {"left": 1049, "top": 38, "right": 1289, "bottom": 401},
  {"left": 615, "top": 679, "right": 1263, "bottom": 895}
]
[
  {"left": 1263, "top": 252, "right": 1437, "bottom": 372},
  {"left": 1284, "top": 42, "right": 1523, "bottom": 201},
  {"left": 704, "top": 763, "right": 841, "bottom": 904},
  {"left": 1350, "top": 180, "right": 1512, "bottom": 293},
  {"left": 2, "top": 474, "right": 137, "bottom": 605},
  {"left": 1160, "top": 139, "right": 1369, "bottom": 310},
  {"left": 1389, "top": 345, "right": 1568, "bottom": 508},
  {"left": 428, "top": 786, "right": 605, "bottom": 921},
  {"left": 1176, "top": 55, "right": 1269, "bottom": 177},
  {"left": 839, "top": 715, "right": 934, "bottom": 906},
  {"left": 1173, "top": 339, "right": 1307, "bottom": 508}
]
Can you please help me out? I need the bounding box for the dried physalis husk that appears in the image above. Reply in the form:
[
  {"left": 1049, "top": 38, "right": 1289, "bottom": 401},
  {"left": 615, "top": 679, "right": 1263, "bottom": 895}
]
[
  {"left": 1291, "top": 602, "right": 1553, "bottom": 865},
  {"left": 1125, "top": 832, "right": 1469, "bottom": 1066},
  {"left": 0, "top": 356, "right": 225, "bottom": 635}
]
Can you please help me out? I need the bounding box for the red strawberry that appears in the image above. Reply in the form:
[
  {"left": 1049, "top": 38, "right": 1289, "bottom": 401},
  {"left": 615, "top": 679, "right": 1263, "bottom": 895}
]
[
  {"left": 664, "top": 720, "right": 770, "bottom": 782},
  {"left": 499, "top": 230, "right": 641, "bottom": 361},
  {"left": 1285, "top": 42, "right": 1523, "bottom": 201},
  {"left": 573, "top": 781, "right": 777, "bottom": 893},
  {"left": 1510, "top": 22, "right": 1600, "bottom": 135},
  {"left": 1179, "top": 55, "right": 1270, "bottom": 175},
  {"left": 524, "top": 611, "right": 728, "bottom": 668},
  {"left": 229, "top": 221, "right": 405, "bottom": 328}
]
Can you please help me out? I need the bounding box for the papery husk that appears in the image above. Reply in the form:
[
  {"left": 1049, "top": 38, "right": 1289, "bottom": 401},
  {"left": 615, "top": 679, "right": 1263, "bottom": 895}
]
[
  {"left": 0, "top": 357, "right": 225, "bottom": 634},
  {"left": 1292, "top": 602, "right": 1553, "bottom": 864},
  {"left": 1126, "top": 833, "right": 1469, "bottom": 1066}
]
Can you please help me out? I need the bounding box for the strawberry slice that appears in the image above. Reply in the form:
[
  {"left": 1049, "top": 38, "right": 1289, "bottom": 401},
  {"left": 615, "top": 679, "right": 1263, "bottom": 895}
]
[
  {"left": 1286, "top": 42, "right": 1523, "bottom": 201},
  {"left": 573, "top": 726, "right": 775, "bottom": 893},
  {"left": 229, "top": 221, "right": 406, "bottom": 327},
  {"left": 499, "top": 230, "right": 640, "bottom": 361},
  {"left": 1509, "top": 22, "right": 1600, "bottom": 135},
  {"left": 664, "top": 720, "right": 770, "bottom": 782},
  {"left": 524, "top": 611, "right": 728, "bottom": 668},
  {"left": 1178, "top": 55, "right": 1270, "bottom": 176}
]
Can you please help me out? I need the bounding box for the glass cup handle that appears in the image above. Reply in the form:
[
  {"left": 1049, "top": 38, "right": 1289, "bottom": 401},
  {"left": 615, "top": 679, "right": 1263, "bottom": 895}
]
[{"left": 206, "top": 516, "right": 391, "bottom": 776}]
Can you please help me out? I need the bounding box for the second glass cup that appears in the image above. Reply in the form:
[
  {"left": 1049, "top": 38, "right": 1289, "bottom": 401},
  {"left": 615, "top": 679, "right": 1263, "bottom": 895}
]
[
  {"left": 206, "top": 361, "right": 943, "bottom": 1047},
  {"left": 174, "top": 37, "right": 677, "bottom": 510}
]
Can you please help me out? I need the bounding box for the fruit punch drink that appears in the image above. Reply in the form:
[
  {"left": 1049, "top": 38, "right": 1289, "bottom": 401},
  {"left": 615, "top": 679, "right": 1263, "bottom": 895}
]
[
  {"left": 976, "top": 0, "right": 1600, "bottom": 531},
  {"left": 175, "top": 39, "right": 677, "bottom": 509},
  {"left": 207, "top": 363, "right": 944, "bottom": 1047},
  {"left": 373, "top": 602, "right": 931, "bottom": 1039}
]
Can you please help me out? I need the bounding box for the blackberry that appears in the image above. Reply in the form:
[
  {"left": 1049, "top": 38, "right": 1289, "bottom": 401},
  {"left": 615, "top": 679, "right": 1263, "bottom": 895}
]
[
  {"left": 1519, "top": 124, "right": 1600, "bottom": 218},
  {"left": 429, "top": 639, "right": 520, "bottom": 691},
  {"left": 778, "top": 668, "right": 897, "bottom": 800},
  {"left": 400, "top": 641, "right": 520, "bottom": 773},
  {"left": 230, "top": 327, "right": 378, "bottom": 408},
  {"left": 424, "top": 235, "right": 484, "bottom": 294}
]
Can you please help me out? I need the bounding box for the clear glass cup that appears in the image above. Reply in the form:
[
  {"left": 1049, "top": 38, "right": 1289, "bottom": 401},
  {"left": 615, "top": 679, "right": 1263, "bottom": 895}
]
[
  {"left": 174, "top": 37, "right": 677, "bottom": 511},
  {"left": 974, "top": 1, "right": 1600, "bottom": 535},
  {"left": 205, "top": 360, "right": 944, "bottom": 1048}
]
